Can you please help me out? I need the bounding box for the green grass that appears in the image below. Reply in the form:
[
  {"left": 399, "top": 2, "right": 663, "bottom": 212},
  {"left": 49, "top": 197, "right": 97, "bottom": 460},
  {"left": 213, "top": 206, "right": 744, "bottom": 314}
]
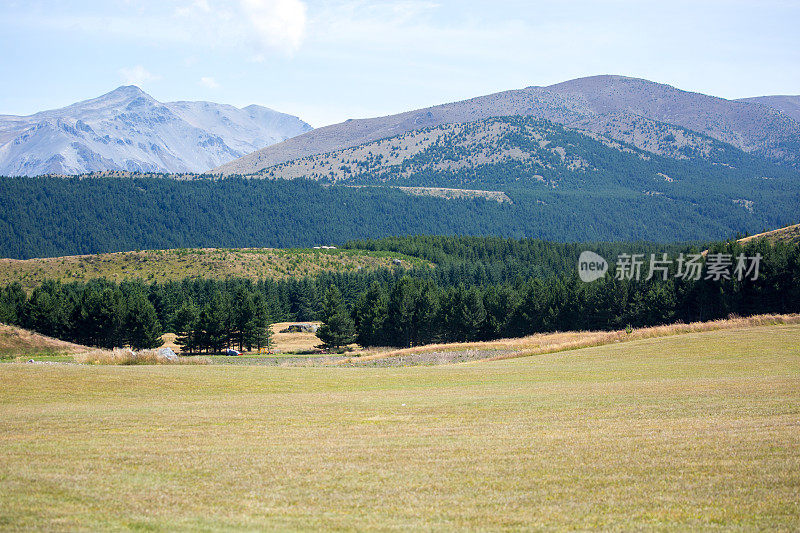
[
  {"left": 1, "top": 324, "right": 799, "bottom": 530},
  {"left": 0, "top": 247, "right": 428, "bottom": 290}
]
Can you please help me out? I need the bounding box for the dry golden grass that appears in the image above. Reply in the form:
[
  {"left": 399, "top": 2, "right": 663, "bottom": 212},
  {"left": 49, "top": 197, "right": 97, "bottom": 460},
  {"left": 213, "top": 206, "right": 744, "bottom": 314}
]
[
  {"left": 0, "top": 324, "right": 209, "bottom": 365},
  {"left": 160, "top": 332, "right": 180, "bottom": 352},
  {"left": 346, "top": 313, "right": 800, "bottom": 364},
  {"left": 74, "top": 347, "right": 210, "bottom": 365},
  {"left": 269, "top": 322, "right": 323, "bottom": 353},
  {"left": 738, "top": 222, "right": 800, "bottom": 245},
  {"left": 0, "top": 323, "right": 798, "bottom": 530},
  {"left": 0, "top": 323, "right": 87, "bottom": 358}
]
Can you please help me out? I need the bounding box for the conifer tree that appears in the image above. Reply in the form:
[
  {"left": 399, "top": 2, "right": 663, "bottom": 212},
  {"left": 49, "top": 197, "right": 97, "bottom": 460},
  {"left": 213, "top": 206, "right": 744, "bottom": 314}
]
[
  {"left": 197, "top": 291, "right": 229, "bottom": 353},
  {"left": 124, "top": 292, "right": 163, "bottom": 350},
  {"left": 249, "top": 292, "right": 273, "bottom": 352},
  {"left": 316, "top": 287, "right": 356, "bottom": 350},
  {"left": 352, "top": 282, "right": 388, "bottom": 347},
  {"left": 173, "top": 300, "right": 199, "bottom": 354},
  {"left": 0, "top": 282, "right": 26, "bottom": 326},
  {"left": 233, "top": 287, "right": 256, "bottom": 351}
]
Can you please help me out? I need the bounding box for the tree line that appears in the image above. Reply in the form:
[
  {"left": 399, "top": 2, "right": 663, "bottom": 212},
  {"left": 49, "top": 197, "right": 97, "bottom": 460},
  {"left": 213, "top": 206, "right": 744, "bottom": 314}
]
[
  {"left": 0, "top": 236, "right": 797, "bottom": 351},
  {"left": 0, "top": 281, "right": 163, "bottom": 350}
]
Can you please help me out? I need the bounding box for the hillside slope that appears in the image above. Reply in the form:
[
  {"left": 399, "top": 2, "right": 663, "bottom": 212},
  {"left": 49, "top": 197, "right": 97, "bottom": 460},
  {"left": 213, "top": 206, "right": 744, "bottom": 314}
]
[
  {"left": 738, "top": 95, "right": 800, "bottom": 124},
  {"left": 253, "top": 115, "right": 772, "bottom": 187},
  {"left": 2, "top": 173, "right": 797, "bottom": 259},
  {"left": 738, "top": 223, "right": 800, "bottom": 245},
  {"left": 215, "top": 75, "right": 800, "bottom": 175},
  {"left": 0, "top": 323, "right": 87, "bottom": 358},
  {"left": 0, "top": 248, "right": 423, "bottom": 289},
  {"left": 0, "top": 86, "right": 311, "bottom": 176}
]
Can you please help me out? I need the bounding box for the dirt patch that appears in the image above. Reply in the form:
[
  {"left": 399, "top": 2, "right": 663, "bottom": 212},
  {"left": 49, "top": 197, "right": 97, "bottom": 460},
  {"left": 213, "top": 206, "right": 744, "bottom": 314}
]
[
  {"left": 211, "top": 355, "right": 348, "bottom": 366},
  {"left": 336, "top": 349, "right": 516, "bottom": 367}
]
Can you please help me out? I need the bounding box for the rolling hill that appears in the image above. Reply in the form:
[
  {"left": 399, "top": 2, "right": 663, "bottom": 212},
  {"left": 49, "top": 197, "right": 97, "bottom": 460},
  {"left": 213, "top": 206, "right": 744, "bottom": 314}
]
[
  {"left": 0, "top": 247, "right": 424, "bottom": 290},
  {"left": 251, "top": 115, "right": 782, "bottom": 189},
  {"left": 215, "top": 75, "right": 800, "bottom": 175},
  {"left": 0, "top": 86, "right": 311, "bottom": 176},
  {"left": 2, "top": 172, "right": 797, "bottom": 259},
  {"left": 1, "top": 76, "right": 798, "bottom": 258}
]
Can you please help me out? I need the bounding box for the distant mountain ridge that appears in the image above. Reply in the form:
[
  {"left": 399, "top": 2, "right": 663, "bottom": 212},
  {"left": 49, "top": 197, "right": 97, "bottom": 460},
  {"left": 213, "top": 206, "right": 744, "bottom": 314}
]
[
  {"left": 214, "top": 75, "right": 800, "bottom": 175},
  {"left": 0, "top": 86, "right": 312, "bottom": 176},
  {"left": 255, "top": 115, "right": 745, "bottom": 185},
  {"left": 737, "top": 95, "right": 800, "bottom": 124}
]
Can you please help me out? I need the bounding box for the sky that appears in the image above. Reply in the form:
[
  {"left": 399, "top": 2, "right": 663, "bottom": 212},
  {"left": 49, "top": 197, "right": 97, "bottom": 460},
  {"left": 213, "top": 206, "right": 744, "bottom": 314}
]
[{"left": 1, "top": 0, "right": 798, "bottom": 127}]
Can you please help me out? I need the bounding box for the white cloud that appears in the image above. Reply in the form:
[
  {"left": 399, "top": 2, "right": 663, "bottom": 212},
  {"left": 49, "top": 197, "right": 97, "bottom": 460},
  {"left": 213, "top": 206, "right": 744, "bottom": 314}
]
[
  {"left": 23, "top": 1, "right": 308, "bottom": 60},
  {"left": 118, "top": 65, "right": 161, "bottom": 86},
  {"left": 200, "top": 76, "right": 220, "bottom": 89},
  {"left": 172, "top": 0, "right": 307, "bottom": 56},
  {"left": 240, "top": 0, "right": 307, "bottom": 54}
]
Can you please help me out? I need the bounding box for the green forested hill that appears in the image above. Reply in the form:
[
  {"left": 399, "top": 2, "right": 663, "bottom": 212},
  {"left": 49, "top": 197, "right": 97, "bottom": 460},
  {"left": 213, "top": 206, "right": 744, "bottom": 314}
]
[
  {"left": 0, "top": 174, "right": 796, "bottom": 259},
  {"left": 1, "top": 172, "right": 798, "bottom": 260},
  {"left": 2, "top": 235, "right": 797, "bottom": 351}
]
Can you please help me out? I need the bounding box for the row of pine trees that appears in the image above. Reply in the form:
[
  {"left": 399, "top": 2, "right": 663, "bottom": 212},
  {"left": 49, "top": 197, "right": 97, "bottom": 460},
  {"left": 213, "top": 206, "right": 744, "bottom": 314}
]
[
  {"left": 0, "top": 282, "right": 163, "bottom": 350},
  {"left": 1, "top": 236, "right": 797, "bottom": 352}
]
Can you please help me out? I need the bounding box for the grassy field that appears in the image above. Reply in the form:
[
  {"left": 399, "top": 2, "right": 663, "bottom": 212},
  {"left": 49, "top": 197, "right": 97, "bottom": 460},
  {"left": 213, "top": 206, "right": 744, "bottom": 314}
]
[
  {"left": 345, "top": 313, "right": 800, "bottom": 363},
  {"left": 0, "top": 248, "right": 426, "bottom": 290},
  {"left": 1, "top": 323, "right": 799, "bottom": 530}
]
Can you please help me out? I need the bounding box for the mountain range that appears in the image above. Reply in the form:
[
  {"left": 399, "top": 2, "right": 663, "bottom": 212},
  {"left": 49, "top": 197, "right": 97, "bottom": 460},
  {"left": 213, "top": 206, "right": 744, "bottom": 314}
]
[
  {"left": 1, "top": 75, "right": 798, "bottom": 258},
  {"left": 215, "top": 75, "right": 800, "bottom": 176},
  {"left": 0, "top": 86, "right": 311, "bottom": 176}
]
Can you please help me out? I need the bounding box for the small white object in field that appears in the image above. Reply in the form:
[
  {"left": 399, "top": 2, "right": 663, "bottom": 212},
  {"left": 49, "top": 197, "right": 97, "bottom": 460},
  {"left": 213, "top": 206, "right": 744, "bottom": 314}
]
[{"left": 157, "top": 347, "right": 178, "bottom": 361}]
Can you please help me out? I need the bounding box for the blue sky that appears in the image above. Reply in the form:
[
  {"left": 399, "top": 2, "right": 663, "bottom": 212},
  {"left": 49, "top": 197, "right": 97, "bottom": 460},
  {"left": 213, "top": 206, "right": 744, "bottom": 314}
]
[{"left": 1, "top": 0, "right": 798, "bottom": 127}]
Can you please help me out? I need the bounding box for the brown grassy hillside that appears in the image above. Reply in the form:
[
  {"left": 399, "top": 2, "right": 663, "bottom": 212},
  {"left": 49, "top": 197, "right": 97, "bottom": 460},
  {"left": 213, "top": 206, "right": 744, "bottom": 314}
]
[{"left": 0, "top": 323, "right": 87, "bottom": 359}]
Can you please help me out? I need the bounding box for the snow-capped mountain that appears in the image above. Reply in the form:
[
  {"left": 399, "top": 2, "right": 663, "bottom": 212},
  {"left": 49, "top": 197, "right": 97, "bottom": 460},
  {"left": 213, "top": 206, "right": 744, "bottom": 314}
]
[{"left": 0, "top": 86, "right": 312, "bottom": 176}]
